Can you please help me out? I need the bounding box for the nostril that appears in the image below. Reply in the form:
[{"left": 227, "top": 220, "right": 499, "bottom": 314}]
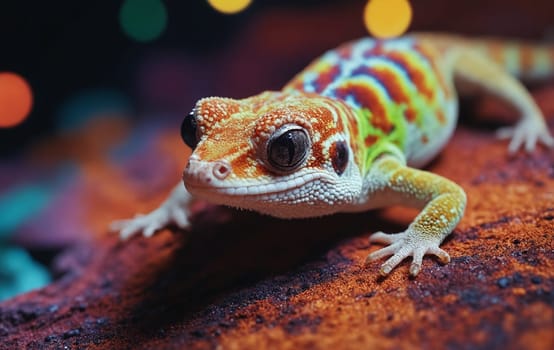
[{"left": 213, "top": 161, "right": 231, "bottom": 180}]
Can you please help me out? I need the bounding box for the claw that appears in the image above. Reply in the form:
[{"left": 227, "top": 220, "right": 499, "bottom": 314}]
[{"left": 409, "top": 249, "right": 425, "bottom": 276}]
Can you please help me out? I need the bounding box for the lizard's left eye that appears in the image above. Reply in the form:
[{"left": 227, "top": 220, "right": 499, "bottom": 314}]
[
  {"left": 267, "top": 126, "right": 310, "bottom": 172},
  {"left": 181, "top": 112, "right": 198, "bottom": 149}
]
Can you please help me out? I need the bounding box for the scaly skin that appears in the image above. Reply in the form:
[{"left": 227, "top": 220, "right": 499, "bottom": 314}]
[{"left": 111, "top": 33, "right": 554, "bottom": 277}]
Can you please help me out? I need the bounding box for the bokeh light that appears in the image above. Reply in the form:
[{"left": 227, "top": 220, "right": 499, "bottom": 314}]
[
  {"left": 120, "top": 0, "right": 168, "bottom": 42},
  {"left": 207, "top": 0, "right": 252, "bottom": 14},
  {"left": 0, "top": 245, "right": 51, "bottom": 301},
  {"left": 0, "top": 184, "right": 53, "bottom": 236},
  {"left": 57, "top": 89, "right": 130, "bottom": 132},
  {"left": 364, "top": 0, "right": 412, "bottom": 39},
  {"left": 0, "top": 72, "right": 33, "bottom": 128}
]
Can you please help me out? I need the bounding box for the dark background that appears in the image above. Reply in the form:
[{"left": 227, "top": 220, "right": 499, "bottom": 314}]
[
  {"left": 0, "top": 0, "right": 350, "bottom": 156},
  {"left": 0, "top": 0, "right": 553, "bottom": 156}
]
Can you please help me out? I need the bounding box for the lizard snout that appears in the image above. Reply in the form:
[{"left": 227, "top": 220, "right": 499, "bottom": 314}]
[{"left": 183, "top": 157, "right": 232, "bottom": 187}]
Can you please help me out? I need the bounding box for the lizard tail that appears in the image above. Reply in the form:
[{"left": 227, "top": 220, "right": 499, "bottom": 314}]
[
  {"left": 416, "top": 33, "right": 554, "bottom": 81},
  {"left": 468, "top": 37, "right": 554, "bottom": 80}
]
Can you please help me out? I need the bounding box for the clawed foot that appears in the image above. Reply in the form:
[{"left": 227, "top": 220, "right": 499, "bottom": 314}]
[
  {"left": 365, "top": 229, "right": 450, "bottom": 277},
  {"left": 496, "top": 119, "right": 554, "bottom": 154},
  {"left": 110, "top": 206, "right": 190, "bottom": 240}
]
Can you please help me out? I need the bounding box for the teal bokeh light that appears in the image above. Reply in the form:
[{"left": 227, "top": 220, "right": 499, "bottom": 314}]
[
  {"left": 56, "top": 89, "right": 130, "bottom": 132},
  {"left": 0, "top": 245, "right": 51, "bottom": 301},
  {"left": 120, "top": 0, "right": 168, "bottom": 42},
  {"left": 0, "top": 184, "right": 53, "bottom": 238}
]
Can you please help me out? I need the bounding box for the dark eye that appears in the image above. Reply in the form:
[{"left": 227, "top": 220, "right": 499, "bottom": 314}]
[
  {"left": 181, "top": 112, "right": 198, "bottom": 149},
  {"left": 267, "top": 127, "right": 310, "bottom": 171}
]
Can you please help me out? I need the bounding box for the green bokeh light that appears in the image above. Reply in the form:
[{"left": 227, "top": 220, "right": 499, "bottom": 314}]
[{"left": 120, "top": 0, "right": 168, "bottom": 42}]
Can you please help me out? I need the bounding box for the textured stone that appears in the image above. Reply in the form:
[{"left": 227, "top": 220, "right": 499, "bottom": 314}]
[{"left": 2, "top": 88, "right": 553, "bottom": 350}]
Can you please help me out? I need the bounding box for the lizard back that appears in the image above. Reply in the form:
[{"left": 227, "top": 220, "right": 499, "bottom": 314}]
[{"left": 283, "top": 35, "right": 458, "bottom": 168}]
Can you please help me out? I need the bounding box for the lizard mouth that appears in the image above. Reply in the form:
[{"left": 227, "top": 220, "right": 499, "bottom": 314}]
[{"left": 185, "top": 172, "right": 336, "bottom": 197}]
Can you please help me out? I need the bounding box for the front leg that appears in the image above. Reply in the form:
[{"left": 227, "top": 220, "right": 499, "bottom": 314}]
[
  {"left": 365, "top": 156, "right": 467, "bottom": 276},
  {"left": 110, "top": 183, "right": 194, "bottom": 239}
]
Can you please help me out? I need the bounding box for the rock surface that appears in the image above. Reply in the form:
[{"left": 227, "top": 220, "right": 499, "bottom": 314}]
[{"left": 2, "top": 87, "right": 554, "bottom": 349}]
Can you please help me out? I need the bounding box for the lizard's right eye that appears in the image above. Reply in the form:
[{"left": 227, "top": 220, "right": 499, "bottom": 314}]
[
  {"left": 181, "top": 112, "right": 198, "bottom": 149},
  {"left": 266, "top": 126, "right": 310, "bottom": 172}
]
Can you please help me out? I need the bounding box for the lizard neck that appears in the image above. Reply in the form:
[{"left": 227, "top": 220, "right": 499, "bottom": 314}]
[{"left": 289, "top": 90, "right": 406, "bottom": 178}]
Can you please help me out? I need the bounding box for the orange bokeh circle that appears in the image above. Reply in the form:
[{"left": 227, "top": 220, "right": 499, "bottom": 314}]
[{"left": 0, "top": 72, "right": 34, "bottom": 128}]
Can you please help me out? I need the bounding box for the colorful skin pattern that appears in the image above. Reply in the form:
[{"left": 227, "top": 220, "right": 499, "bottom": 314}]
[{"left": 112, "top": 33, "right": 554, "bottom": 277}]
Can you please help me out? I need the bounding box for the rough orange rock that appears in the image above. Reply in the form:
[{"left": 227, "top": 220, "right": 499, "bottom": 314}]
[{"left": 1, "top": 87, "right": 553, "bottom": 349}]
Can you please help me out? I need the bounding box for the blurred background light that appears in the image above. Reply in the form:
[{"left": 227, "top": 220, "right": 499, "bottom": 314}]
[
  {"left": 0, "top": 245, "right": 51, "bottom": 301},
  {"left": 0, "top": 72, "right": 33, "bottom": 128},
  {"left": 120, "top": 0, "right": 168, "bottom": 42},
  {"left": 56, "top": 89, "right": 130, "bottom": 132},
  {"left": 0, "top": 184, "right": 53, "bottom": 237},
  {"left": 207, "top": 0, "right": 252, "bottom": 14},
  {"left": 364, "top": 0, "right": 412, "bottom": 39}
]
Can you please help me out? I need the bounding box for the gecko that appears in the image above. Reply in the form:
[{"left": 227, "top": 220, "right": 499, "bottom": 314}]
[{"left": 111, "top": 33, "right": 554, "bottom": 277}]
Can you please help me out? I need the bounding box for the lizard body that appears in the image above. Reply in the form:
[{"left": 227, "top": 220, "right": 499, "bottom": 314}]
[{"left": 112, "top": 33, "right": 554, "bottom": 276}]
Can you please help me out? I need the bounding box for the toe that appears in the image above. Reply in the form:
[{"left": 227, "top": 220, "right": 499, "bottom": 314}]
[
  {"left": 109, "top": 220, "right": 127, "bottom": 232},
  {"left": 524, "top": 132, "right": 538, "bottom": 153},
  {"left": 173, "top": 209, "right": 190, "bottom": 229},
  {"left": 540, "top": 132, "right": 554, "bottom": 148},
  {"left": 143, "top": 223, "right": 161, "bottom": 237},
  {"left": 427, "top": 247, "right": 450, "bottom": 264},
  {"left": 369, "top": 231, "right": 400, "bottom": 244},
  {"left": 409, "top": 248, "right": 425, "bottom": 276},
  {"left": 365, "top": 243, "right": 401, "bottom": 263},
  {"left": 496, "top": 127, "right": 513, "bottom": 140},
  {"left": 508, "top": 130, "right": 525, "bottom": 154},
  {"left": 380, "top": 246, "right": 411, "bottom": 275},
  {"left": 120, "top": 225, "right": 139, "bottom": 240}
]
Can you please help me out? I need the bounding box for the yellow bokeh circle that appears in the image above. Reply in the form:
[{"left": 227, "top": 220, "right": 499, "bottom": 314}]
[
  {"left": 364, "top": 0, "right": 413, "bottom": 39},
  {"left": 207, "top": 0, "right": 252, "bottom": 14}
]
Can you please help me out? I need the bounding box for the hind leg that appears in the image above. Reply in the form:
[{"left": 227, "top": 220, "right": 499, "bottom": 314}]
[{"left": 453, "top": 50, "right": 554, "bottom": 153}]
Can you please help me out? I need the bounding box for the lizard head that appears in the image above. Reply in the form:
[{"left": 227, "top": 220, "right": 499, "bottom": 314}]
[{"left": 181, "top": 91, "right": 363, "bottom": 218}]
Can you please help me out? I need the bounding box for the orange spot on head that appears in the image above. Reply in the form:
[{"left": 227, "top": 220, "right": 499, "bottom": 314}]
[
  {"left": 230, "top": 150, "right": 265, "bottom": 178},
  {"left": 421, "top": 134, "right": 429, "bottom": 144},
  {"left": 0, "top": 72, "right": 33, "bottom": 128}
]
